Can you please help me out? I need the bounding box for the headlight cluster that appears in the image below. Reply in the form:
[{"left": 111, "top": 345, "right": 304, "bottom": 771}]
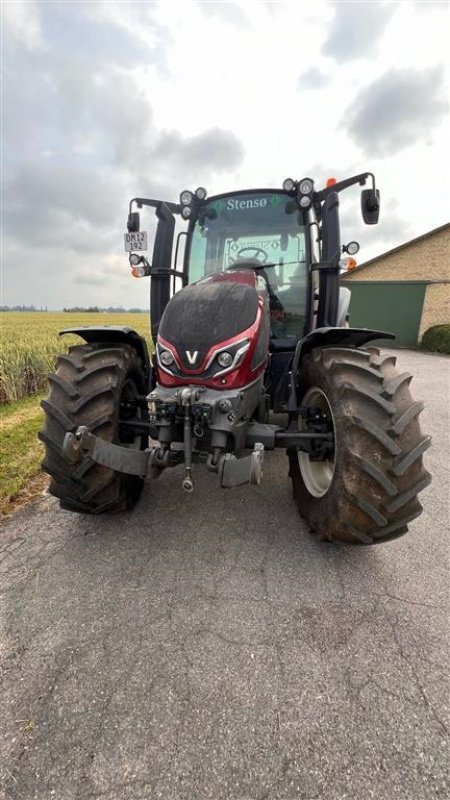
[
  {"left": 179, "top": 187, "right": 208, "bottom": 220},
  {"left": 298, "top": 177, "right": 314, "bottom": 209},
  {"left": 282, "top": 177, "right": 315, "bottom": 209},
  {"left": 156, "top": 339, "right": 250, "bottom": 378}
]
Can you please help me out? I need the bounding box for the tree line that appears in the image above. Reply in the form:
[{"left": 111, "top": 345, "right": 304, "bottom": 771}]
[{"left": 1, "top": 304, "right": 48, "bottom": 312}]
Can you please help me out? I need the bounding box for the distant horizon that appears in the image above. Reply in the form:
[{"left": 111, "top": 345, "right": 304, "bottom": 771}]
[{"left": 1, "top": 305, "right": 149, "bottom": 313}]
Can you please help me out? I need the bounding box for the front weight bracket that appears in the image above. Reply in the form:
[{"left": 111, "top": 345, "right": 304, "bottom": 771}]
[{"left": 63, "top": 426, "right": 151, "bottom": 477}]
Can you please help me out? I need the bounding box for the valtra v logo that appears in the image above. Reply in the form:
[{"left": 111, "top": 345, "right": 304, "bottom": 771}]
[{"left": 185, "top": 350, "right": 198, "bottom": 365}]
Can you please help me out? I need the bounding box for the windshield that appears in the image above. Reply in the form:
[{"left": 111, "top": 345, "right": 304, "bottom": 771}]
[{"left": 187, "top": 191, "right": 308, "bottom": 340}]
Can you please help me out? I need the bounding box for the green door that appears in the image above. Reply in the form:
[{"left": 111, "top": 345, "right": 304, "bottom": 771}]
[{"left": 341, "top": 281, "right": 427, "bottom": 347}]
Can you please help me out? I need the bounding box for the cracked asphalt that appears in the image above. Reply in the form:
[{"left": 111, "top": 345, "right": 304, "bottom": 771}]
[{"left": 1, "top": 349, "right": 449, "bottom": 800}]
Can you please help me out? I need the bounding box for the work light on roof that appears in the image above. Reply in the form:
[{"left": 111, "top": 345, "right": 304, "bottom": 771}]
[
  {"left": 180, "top": 190, "right": 194, "bottom": 206},
  {"left": 195, "top": 187, "right": 207, "bottom": 200},
  {"left": 181, "top": 205, "right": 192, "bottom": 220},
  {"left": 299, "top": 195, "right": 311, "bottom": 208},
  {"left": 299, "top": 178, "right": 314, "bottom": 195},
  {"left": 282, "top": 178, "right": 295, "bottom": 192}
]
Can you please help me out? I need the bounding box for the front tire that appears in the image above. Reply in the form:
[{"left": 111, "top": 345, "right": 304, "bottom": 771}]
[
  {"left": 39, "top": 342, "right": 148, "bottom": 514},
  {"left": 288, "top": 346, "right": 431, "bottom": 545}
]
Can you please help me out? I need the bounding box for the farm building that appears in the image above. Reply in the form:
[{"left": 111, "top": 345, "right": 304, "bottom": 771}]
[{"left": 341, "top": 222, "right": 450, "bottom": 347}]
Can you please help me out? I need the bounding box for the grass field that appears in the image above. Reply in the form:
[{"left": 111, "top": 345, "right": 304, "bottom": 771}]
[
  {"left": 0, "top": 393, "right": 46, "bottom": 515},
  {"left": 0, "top": 312, "right": 152, "bottom": 515},
  {"left": 1, "top": 312, "right": 152, "bottom": 403}
]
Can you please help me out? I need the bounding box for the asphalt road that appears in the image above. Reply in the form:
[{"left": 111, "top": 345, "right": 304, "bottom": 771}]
[{"left": 1, "top": 349, "right": 449, "bottom": 800}]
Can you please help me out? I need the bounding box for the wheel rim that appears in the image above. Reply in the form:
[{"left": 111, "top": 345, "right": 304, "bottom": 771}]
[{"left": 298, "top": 387, "right": 336, "bottom": 498}]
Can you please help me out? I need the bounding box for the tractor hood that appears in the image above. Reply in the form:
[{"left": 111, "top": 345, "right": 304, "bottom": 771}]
[
  {"left": 156, "top": 270, "right": 270, "bottom": 389},
  {"left": 158, "top": 271, "right": 259, "bottom": 371}
]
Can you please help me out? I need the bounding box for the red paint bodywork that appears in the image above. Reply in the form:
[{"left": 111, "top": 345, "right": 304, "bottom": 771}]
[{"left": 156, "top": 270, "right": 269, "bottom": 390}]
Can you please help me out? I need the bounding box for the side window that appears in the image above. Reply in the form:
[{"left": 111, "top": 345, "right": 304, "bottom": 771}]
[
  {"left": 272, "top": 233, "right": 306, "bottom": 289},
  {"left": 188, "top": 231, "right": 207, "bottom": 283}
]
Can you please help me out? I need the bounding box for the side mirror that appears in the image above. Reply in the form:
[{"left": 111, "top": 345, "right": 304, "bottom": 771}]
[
  {"left": 361, "top": 189, "right": 380, "bottom": 225},
  {"left": 127, "top": 212, "right": 140, "bottom": 232}
]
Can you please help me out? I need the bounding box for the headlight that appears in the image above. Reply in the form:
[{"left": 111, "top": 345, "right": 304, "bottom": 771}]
[
  {"left": 180, "top": 190, "right": 194, "bottom": 205},
  {"left": 181, "top": 205, "right": 192, "bottom": 219},
  {"left": 195, "top": 186, "right": 207, "bottom": 200},
  {"left": 159, "top": 349, "right": 174, "bottom": 366},
  {"left": 217, "top": 351, "right": 233, "bottom": 368},
  {"left": 299, "top": 177, "right": 314, "bottom": 195},
  {"left": 299, "top": 195, "right": 311, "bottom": 208},
  {"left": 346, "top": 240, "right": 360, "bottom": 255},
  {"left": 129, "top": 253, "right": 141, "bottom": 266},
  {"left": 282, "top": 178, "right": 295, "bottom": 192}
]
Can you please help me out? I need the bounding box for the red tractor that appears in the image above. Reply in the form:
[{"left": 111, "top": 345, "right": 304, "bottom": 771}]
[{"left": 40, "top": 173, "right": 430, "bottom": 544}]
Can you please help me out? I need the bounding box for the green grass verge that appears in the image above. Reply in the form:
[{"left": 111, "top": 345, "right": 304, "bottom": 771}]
[{"left": 0, "top": 394, "right": 46, "bottom": 514}]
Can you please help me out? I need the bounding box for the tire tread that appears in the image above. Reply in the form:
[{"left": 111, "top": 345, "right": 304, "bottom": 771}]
[
  {"left": 289, "top": 346, "right": 431, "bottom": 545},
  {"left": 39, "top": 342, "right": 147, "bottom": 515}
]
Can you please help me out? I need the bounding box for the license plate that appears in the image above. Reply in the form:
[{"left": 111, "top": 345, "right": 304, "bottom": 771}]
[{"left": 124, "top": 231, "right": 148, "bottom": 252}]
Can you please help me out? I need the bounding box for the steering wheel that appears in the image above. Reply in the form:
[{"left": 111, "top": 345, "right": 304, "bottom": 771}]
[{"left": 235, "top": 246, "right": 268, "bottom": 264}]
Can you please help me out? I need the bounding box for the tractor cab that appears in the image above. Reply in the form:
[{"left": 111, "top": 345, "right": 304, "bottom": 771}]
[
  {"left": 184, "top": 190, "right": 310, "bottom": 346},
  {"left": 125, "top": 173, "right": 380, "bottom": 354}
]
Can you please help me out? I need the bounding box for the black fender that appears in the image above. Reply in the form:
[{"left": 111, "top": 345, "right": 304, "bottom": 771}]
[
  {"left": 60, "top": 326, "right": 152, "bottom": 385},
  {"left": 287, "top": 327, "right": 395, "bottom": 411}
]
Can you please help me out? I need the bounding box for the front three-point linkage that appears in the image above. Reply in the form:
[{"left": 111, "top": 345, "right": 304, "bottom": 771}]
[{"left": 179, "top": 387, "right": 195, "bottom": 493}]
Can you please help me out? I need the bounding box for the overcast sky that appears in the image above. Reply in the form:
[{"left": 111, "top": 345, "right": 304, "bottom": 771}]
[{"left": 2, "top": 0, "right": 449, "bottom": 309}]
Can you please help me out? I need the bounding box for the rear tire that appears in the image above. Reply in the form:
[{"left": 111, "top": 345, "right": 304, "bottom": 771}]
[
  {"left": 39, "top": 342, "right": 148, "bottom": 514},
  {"left": 288, "top": 346, "right": 431, "bottom": 545}
]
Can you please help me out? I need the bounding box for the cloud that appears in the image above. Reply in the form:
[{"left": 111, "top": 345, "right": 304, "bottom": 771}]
[
  {"left": 413, "top": 0, "right": 449, "bottom": 12},
  {"left": 3, "top": 0, "right": 447, "bottom": 308},
  {"left": 154, "top": 127, "right": 245, "bottom": 174},
  {"left": 2, "top": 38, "right": 245, "bottom": 308},
  {"left": 2, "top": 0, "right": 44, "bottom": 50},
  {"left": 4, "top": 160, "right": 125, "bottom": 238},
  {"left": 298, "top": 67, "right": 329, "bottom": 90},
  {"left": 197, "top": 1, "right": 250, "bottom": 28},
  {"left": 3, "top": 19, "right": 245, "bottom": 267},
  {"left": 375, "top": 198, "right": 412, "bottom": 242},
  {"left": 343, "top": 66, "right": 447, "bottom": 156},
  {"left": 301, "top": 162, "right": 358, "bottom": 189},
  {"left": 336, "top": 192, "right": 414, "bottom": 269},
  {"left": 37, "top": 1, "right": 172, "bottom": 72},
  {"left": 323, "top": 1, "right": 396, "bottom": 62}
]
